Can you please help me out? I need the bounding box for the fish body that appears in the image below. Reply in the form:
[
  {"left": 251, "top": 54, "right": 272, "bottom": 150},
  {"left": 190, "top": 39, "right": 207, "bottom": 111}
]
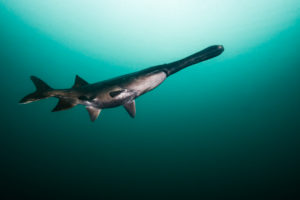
[{"left": 20, "top": 45, "right": 224, "bottom": 121}]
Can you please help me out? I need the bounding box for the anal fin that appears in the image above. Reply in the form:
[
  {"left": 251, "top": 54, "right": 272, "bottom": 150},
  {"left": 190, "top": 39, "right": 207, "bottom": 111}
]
[
  {"left": 86, "top": 106, "right": 101, "bottom": 122},
  {"left": 123, "top": 100, "right": 136, "bottom": 118},
  {"left": 52, "top": 98, "right": 76, "bottom": 112}
]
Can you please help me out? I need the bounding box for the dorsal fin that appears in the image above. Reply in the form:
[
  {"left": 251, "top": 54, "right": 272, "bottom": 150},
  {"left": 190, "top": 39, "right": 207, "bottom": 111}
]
[
  {"left": 52, "top": 98, "right": 76, "bottom": 112},
  {"left": 123, "top": 100, "right": 136, "bottom": 118},
  {"left": 86, "top": 106, "right": 101, "bottom": 122},
  {"left": 72, "top": 75, "right": 89, "bottom": 88}
]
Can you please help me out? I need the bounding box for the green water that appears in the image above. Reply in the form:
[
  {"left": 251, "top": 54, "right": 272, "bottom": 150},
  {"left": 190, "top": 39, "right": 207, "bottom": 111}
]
[{"left": 1, "top": 1, "right": 300, "bottom": 199}]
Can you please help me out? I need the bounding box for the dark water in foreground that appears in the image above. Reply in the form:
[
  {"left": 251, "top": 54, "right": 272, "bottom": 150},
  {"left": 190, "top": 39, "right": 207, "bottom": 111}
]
[{"left": 1, "top": 3, "right": 300, "bottom": 200}]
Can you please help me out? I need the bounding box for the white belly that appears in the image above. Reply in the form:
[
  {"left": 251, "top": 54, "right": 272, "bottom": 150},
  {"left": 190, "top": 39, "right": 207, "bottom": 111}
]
[{"left": 128, "top": 71, "right": 167, "bottom": 95}]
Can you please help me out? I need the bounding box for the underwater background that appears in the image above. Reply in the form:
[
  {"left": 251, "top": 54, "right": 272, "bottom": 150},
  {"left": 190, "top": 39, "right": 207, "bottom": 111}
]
[{"left": 0, "top": 0, "right": 300, "bottom": 199}]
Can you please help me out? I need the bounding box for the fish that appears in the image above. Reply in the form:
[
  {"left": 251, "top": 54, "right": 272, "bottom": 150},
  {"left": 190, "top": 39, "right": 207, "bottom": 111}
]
[{"left": 20, "top": 45, "right": 224, "bottom": 121}]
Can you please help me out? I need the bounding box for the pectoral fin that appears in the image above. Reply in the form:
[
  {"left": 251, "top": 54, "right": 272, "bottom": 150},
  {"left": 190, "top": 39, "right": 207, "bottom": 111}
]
[
  {"left": 86, "top": 106, "right": 101, "bottom": 122},
  {"left": 123, "top": 100, "right": 136, "bottom": 118}
]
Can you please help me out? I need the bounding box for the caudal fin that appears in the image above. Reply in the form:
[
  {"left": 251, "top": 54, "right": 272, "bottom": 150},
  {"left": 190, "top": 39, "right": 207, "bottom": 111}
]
[{"left": 19, "top": 76, "right": 53, "bottom": 104}]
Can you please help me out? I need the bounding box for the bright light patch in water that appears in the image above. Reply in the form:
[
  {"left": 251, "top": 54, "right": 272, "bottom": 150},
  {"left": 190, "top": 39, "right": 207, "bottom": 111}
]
[{"left": 2, "top": 0, "right": 300, "bottom": 66}]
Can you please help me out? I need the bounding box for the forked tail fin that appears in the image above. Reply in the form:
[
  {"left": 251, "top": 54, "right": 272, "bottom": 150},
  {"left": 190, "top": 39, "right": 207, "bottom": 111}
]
[{"left": 19, "top": 76, "right": 53, "bottom": 104}]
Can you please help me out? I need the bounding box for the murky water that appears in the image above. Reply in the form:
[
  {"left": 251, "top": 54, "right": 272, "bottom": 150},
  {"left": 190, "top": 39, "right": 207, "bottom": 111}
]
[{"left": 1, "top": 1, "right": 300, "bottom": 199}]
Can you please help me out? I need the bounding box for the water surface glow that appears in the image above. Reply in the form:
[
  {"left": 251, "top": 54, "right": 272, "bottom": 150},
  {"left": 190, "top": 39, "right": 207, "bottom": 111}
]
[
  {"left": 1, "top": 1, "right": 300, "bottom": 199},
  {"left": 2, "top": 0, "right": 300, "bottom": 67}
]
